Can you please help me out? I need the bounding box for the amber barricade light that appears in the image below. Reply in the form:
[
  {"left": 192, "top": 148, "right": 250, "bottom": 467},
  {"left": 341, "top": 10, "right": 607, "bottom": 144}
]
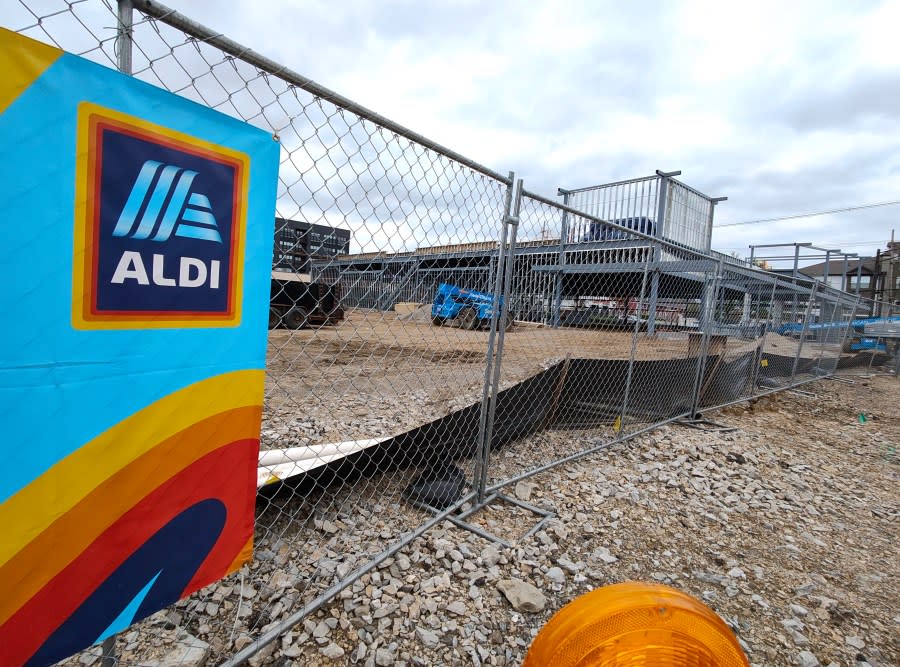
[{"left": 523, "top": 581, "right": 750, "bottom": 667}]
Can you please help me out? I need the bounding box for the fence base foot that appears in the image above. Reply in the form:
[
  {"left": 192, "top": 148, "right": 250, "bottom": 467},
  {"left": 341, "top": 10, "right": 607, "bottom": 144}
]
[
  {"left": 674, "top": 418, "right": 738, "bottom": 433},
  {"left": 787, "top": 388, "right": 818, "bottom": 398},
  {"left": 408, "top": 492, "right": 555, "bottom": 548}
]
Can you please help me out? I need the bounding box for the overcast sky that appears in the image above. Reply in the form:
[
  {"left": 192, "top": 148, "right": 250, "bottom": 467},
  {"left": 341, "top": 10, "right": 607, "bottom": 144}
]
[{"left": 6, "top": 0, "right": 900, "bottom": 265}]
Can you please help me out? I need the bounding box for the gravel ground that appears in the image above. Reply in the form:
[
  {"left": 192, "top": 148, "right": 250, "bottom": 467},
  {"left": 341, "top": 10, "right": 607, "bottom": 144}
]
[{"left": 75, "top": 369, "right": 899, "bottom": 667}]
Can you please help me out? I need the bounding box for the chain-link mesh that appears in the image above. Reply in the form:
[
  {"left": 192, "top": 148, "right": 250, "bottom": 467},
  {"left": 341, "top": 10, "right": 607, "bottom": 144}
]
[{"left": 6, "top": 2, "right": 900, "bottom": 666}]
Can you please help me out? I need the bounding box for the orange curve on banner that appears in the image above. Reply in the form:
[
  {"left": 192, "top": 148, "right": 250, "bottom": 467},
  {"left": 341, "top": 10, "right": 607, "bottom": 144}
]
[
  {"left": 3, "top": 438, "right": 258, "bottom": 666},
  {"left": 0, "top": 28, "right": 63, "bottom": 114},
  {"left": 0, "top": 404, "right": 261, "bottom": 627},
  {"left": 0, "top": 369, "right": 264, "bottom": 571}
]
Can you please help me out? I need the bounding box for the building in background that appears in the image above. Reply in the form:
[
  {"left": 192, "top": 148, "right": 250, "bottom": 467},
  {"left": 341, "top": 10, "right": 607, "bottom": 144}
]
[
  {"left": 273, "top": 218, "right": 351, "bottom": 274},
  {"left": 791, "top": 239, "right": 900, "bottom": 313},
  {"left": 875, "top": 240, "right": 900, "bottom": 309},
  {"left": 792, "top": 256, "right": 878, "bottom": 300}
]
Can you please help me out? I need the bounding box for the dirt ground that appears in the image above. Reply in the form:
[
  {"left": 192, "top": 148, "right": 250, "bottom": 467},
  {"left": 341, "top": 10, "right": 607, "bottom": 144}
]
[
  {"left": 266, "top": 309, "right": 834, "bottom": 380},
  {"left": 261, "top": 309, "right": 841, "bottom": 446},
  {"left": 267, "top": 310, "right": 752, "bottom": 370}
]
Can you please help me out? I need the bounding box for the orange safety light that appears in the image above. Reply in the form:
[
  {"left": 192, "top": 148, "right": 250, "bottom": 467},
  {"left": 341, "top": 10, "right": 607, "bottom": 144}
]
[{"left": 523, "top": 582, "right": 750, "bottom": 667}]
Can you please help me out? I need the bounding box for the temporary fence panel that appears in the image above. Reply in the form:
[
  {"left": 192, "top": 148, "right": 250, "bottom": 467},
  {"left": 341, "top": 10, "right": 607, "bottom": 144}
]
[
  {"left": 852, "top": 296, "right": 900, "bottom": 374},
  {"left": 696, "top": 266, "right": 781, "bottom": 412},
  {"left": 9, "top": 2, "right": 513, "bottom": 665},
  {"left": 470, "top": 192, "right": 713, "bottom": 501},
  {"left": 811, "top": 291, "right": 855, "bottom": 378}
]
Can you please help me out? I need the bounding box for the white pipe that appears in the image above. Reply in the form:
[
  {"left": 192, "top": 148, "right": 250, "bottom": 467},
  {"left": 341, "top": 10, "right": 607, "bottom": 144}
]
[{"left": 256, "top": 437, "right": 390, "bottom": 487}]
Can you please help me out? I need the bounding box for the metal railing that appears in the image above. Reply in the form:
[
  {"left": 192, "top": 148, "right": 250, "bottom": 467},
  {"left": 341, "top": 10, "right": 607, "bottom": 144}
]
[{"left": 5, "top": 2, "right": 899, "bottom": 665}]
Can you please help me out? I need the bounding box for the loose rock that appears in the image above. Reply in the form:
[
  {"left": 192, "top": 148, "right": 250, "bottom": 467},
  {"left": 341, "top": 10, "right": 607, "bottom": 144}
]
[{"left": 496, "top": 578, "right": 547, "bottom": 613}]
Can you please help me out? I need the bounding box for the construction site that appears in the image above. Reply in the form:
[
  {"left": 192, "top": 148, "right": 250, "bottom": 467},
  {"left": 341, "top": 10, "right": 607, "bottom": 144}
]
[{"left": 5, "top": 3, "right": 899, "bottom": 667}]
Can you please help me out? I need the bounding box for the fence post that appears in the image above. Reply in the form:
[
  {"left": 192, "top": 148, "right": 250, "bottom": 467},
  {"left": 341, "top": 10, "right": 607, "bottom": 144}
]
[
  {"left": 474, "top": 179, "right": 522, "bottom": 503},
  {"left": 619, "top": 253, "right": 652, "bottom": 433},
  {"left": 98, "top": 4, "right": 134, "bottom": 665},
  {"left": 742, "top": 247, "right": 756, "bottom": 324},
  {"left": 865, "top": 295, "right": 882, "bottom": 375},
  {"left": 116, "top": 0, "right": 133, "bottom": 75},
  {"left": 834, "top": 295, "right": 862, "bottom": 377},
  {"left": 646, "top": 173, "right": 670, "bottom": 336},
  {"left": 690, "top": 259, "right": 724, "bottom": 417},
  {"left": 474, "top": 174, "right": 516, "bottom": 504},
  {"left": 790, "top": 282, "right": 818, "bottom": 384},
  {"left": 791, "top": 243, "right": 801, "bottom": 323},
  {"left": 551, "top": 190, "right": 570, "bottom": 328},
  {"left": 750, "top": 280, "right": 778, "bottom": 396}
]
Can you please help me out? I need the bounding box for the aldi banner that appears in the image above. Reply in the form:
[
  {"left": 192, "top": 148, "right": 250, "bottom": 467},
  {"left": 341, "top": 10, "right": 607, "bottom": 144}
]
[{"left": 0, "top": 29, "right": 279, "bottom": 666}]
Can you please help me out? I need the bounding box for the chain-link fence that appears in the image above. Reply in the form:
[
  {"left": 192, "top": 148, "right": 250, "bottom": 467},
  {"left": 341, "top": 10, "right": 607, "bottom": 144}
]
[{"left": 6, "top": 2, "right": 900, "bottom": 665}]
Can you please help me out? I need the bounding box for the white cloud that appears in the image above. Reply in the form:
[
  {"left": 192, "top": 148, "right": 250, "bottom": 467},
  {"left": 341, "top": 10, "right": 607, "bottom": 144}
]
[{"left": 3, "top": 0, "right": 898, "bottom": 261}]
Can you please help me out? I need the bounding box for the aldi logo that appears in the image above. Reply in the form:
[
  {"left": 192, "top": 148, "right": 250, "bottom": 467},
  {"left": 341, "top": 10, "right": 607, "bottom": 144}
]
[
  {"left": 73, "top": 103, "right": 249, "bottom": 328},
  {"left": 112, "top": 160, "right": 224, "bottom": 244}
]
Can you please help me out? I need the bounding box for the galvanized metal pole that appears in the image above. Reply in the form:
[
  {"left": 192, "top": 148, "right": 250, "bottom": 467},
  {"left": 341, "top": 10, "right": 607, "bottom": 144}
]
[
  {"left": 552, "top": 190, "right": 570, "bottom": 328},
  {"left": 855, "top": 260, "right": 862, "bottom": 297},
  {"left": 474, "top": 174, "right": 515, "bottom": 504},
  {"left": 705, "top": 196, "right": 726, "bottom": 252},
  {"left": 791, "top": 282, "right": 818, "bottom": 383},
  {"left": 476, "top": 179, "right": 522, "bottom": 502},
  {"left": 99, "top": 5, "right": 134, "bottom": 666},
  {"left": 117, "top": 0, "right": 133, "bottom": 75},
  {"left": 741, "top": 247, "right": 755, "bottom": 325},
  {"left": 841, "top": 254, "right": 849, "bottom": 293},
  {"left": 619, "top": 254, "right": 652, "bottom": 433},
  {"left": 646, "top": 174, "right": 669, "bottom": 336},
  {"left": 792, "top": 243, "right": 801, "bottom": 322},
  {"left": 697, "top": 261, "right": 715, "bottom": 332},
  {"left": 691, "top": 260, "right": 724, "bottom": 418}
]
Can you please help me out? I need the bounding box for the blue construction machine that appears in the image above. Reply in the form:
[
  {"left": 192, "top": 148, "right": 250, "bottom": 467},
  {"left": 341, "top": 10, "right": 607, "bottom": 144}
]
[
  {"left": 776, "top": 315, "right": 900, "bottom": 352},
  {"left": 431, "top": 283, "right": 513, "bottom": 331}
]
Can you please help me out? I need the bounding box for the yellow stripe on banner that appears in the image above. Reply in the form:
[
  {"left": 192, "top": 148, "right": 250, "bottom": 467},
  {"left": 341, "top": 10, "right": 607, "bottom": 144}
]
[
  {"left": 0, "top": 405, "right": 261, "bottom": 627},
  {"left": 0, "top": 28, "right": 63, "bottom": 115},
  {"left": 0, "top": 370, "right": 264, "bottom": 569}
]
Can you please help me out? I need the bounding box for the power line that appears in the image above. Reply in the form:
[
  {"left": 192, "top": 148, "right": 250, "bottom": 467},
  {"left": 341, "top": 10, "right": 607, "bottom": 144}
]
[
  {"left": 823, "top": 240, "right": 892, "bottom": 248},
  {"left": 715, "top": 200, "right": 900, "bottom": 228},
  {"left": 718, "top": 240, "right": 888, "bottom": 251}
]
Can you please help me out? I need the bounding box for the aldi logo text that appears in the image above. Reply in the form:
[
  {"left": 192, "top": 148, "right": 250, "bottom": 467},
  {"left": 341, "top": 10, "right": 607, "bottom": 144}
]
[{"left": 73, "top": 104, "right": 249, "bottom": 328}]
